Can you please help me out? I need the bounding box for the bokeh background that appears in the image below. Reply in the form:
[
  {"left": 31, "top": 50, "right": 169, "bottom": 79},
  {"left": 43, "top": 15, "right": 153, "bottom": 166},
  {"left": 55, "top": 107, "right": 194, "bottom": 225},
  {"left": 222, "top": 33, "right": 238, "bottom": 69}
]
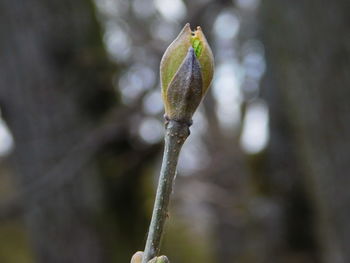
[{"left": 0, "top": 0, "right": 349, "bottom": 262}]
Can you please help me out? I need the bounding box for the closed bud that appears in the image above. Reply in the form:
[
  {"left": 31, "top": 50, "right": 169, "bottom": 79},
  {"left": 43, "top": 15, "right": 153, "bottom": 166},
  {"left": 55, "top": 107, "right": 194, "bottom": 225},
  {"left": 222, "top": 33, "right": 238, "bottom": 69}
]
[{"left": 160, "top": 23, "right": 214, "bottom": 123}]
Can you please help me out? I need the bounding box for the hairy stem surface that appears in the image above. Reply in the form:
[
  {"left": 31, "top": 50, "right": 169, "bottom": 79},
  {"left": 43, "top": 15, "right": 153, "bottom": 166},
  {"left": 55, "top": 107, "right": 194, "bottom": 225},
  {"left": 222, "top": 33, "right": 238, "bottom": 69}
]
[{"left": 142, "top": 120, "right": 190, "bottom": 263}]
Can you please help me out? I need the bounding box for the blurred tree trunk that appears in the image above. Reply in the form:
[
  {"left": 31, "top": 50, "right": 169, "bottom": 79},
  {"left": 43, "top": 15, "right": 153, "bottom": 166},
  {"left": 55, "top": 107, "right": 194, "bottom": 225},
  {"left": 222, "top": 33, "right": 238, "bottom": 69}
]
[
  {"left": 261, "top": 1, "right": 350, "bottom": 262},
  {"left": 203, "top": 95, "right": 251, "bottom": 262},
  {"left": 258, "top": 73, "right": 318, "bottom": 262},
  {"left": 0, "top": 0, "right": 115, "bottom": 262}
]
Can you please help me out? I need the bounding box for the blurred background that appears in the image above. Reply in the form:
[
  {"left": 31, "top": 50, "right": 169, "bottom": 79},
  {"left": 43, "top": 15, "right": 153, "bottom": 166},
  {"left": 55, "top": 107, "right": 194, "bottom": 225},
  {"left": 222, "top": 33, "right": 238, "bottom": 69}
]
[{"left": 0, "top": 0, "right": 349, "bottom": 262}]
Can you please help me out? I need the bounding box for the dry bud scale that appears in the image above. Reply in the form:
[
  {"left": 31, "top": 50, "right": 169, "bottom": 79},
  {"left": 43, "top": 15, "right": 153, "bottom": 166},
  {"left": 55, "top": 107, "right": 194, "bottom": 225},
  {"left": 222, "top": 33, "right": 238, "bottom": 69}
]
[{"left": 135, "top": 24, "right": 214, "bottom": 263}]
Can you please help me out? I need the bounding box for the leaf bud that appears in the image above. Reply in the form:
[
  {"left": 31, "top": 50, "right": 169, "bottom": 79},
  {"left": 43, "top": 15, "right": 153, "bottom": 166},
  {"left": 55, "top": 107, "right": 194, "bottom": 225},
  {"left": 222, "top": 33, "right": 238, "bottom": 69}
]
[{"left": 160, "top": 23, "right": 214, "bottom": 123}]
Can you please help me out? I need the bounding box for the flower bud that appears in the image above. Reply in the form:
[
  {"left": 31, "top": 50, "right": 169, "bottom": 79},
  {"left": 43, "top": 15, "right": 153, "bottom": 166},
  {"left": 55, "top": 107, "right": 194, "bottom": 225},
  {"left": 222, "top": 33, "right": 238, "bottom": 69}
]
[{"left": 160, "top": 23, "right": 214, "bottom": 123}]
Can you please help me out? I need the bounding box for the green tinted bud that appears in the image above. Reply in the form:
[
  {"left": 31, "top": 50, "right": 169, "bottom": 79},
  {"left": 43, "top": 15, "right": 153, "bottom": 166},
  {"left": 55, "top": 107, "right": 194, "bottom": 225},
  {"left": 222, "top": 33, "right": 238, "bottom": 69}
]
[
  {"left": 149, "top": 256, "right": 170, "bottom": 263},
  {"left": 155, "top": 256, "right": 170, "bottom": 263},
  {"left": 160, "top": 23, "right": 214, "bottom": 123},
  {"left": 165, "top": 47, "right": 202, "bottom": 122}
]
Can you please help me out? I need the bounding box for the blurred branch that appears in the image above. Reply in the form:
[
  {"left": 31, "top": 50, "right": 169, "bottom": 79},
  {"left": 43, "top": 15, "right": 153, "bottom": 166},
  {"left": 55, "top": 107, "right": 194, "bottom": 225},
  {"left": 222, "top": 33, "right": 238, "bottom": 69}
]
[
  {"left": 142, "top": 121, "right": 190, "bottom": 262},
  {"left": 0, "top": 104, "right": 138, "bottom": 221}
]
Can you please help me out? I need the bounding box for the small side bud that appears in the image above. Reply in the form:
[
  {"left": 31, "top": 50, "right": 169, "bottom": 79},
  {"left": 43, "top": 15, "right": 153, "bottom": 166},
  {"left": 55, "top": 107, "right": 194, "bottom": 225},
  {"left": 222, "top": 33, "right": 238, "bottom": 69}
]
[
  {"left": 156, "top": 256, "right": 170, "bottom": 263},
  {"left": 131, "top": 251, "right": 144, "bottom": 263},
  {"left": 149, "top": 256, "right": 170, "bottom": 263},
  {"left": 131, "top": 252, "right": 170, "bottom": 263}
]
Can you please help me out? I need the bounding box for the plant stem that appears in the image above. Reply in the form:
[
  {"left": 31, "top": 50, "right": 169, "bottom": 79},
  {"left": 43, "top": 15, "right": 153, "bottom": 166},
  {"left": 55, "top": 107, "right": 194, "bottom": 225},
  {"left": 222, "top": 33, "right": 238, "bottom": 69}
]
[{"left": 142, "top": 119, "right": 190, "bottom": 263}]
